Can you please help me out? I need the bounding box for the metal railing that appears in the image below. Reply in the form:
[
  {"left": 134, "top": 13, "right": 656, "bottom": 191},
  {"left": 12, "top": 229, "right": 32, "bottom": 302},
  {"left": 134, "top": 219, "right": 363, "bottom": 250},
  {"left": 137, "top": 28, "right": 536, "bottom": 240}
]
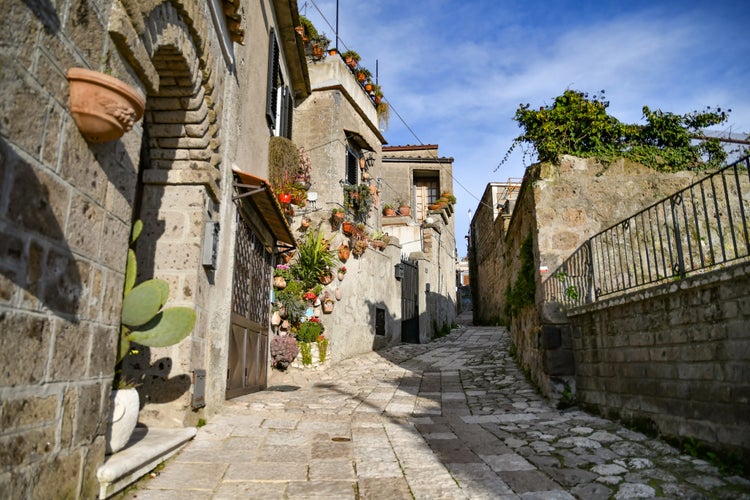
[{"left": 543, "top": 155, "right": 750, "bottom": 308}]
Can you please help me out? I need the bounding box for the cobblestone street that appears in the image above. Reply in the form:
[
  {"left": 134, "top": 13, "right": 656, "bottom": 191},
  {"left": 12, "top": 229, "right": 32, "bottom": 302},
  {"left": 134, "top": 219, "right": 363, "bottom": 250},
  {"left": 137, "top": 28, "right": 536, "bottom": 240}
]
[{"left": 125, "top": 316, "right": 750, "bottom": 499}]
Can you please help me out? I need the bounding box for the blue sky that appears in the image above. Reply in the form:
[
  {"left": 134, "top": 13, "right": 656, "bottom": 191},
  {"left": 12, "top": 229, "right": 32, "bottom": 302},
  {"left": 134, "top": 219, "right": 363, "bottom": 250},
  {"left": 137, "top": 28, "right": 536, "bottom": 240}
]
[{"left": 298, "top": 0, "right": 750, "bottom": 258}]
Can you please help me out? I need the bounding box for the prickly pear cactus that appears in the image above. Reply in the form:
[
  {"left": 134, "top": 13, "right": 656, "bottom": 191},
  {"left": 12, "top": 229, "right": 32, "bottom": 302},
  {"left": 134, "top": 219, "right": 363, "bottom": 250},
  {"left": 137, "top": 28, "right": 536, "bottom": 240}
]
[{"left": 118, "top": 221, "right": 196, "bottom": 363}]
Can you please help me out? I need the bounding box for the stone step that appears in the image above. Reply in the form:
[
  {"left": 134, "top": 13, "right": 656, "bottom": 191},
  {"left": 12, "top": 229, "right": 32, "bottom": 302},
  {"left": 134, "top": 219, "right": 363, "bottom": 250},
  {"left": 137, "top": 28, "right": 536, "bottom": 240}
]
[{"left": 96, "top": 426, "right": 196, "bottom": 499}]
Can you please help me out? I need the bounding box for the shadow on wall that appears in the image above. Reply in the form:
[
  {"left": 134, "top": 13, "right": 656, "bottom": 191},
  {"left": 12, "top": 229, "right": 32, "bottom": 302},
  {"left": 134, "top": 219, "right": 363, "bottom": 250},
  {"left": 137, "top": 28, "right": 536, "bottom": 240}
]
[
  {"left": 0, "top": 137, "right": 83, "bottom": 320},
  {"left": 364, "top": 299, "right": 399, "bottom": 351},
  {"left": 122, "top": 345, "right": 192, "bottom": 406},
  {"left": 23, "top": 0, "right": 61, "bottom": 32}
]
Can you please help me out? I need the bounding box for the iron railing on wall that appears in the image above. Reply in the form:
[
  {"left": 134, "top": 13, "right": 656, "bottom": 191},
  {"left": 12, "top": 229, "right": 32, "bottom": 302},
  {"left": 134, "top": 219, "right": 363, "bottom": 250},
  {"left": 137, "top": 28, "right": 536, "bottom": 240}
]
[{"left": 543, "top": 155, "right": 750, "bottom": 308}]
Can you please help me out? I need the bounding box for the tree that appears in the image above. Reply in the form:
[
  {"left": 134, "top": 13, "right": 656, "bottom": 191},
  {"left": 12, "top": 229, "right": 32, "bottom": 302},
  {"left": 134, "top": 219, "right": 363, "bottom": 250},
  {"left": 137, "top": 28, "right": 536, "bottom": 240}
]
[{"left": 500, "top": 89, "right": 732, "bottom": 172}]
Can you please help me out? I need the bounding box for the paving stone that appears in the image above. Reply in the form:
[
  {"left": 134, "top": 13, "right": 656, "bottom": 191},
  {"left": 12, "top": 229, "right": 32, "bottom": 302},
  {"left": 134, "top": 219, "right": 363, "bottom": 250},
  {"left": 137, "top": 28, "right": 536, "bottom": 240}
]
[{"left": 613, "top": 482, "right": 656, "bottom": 499}]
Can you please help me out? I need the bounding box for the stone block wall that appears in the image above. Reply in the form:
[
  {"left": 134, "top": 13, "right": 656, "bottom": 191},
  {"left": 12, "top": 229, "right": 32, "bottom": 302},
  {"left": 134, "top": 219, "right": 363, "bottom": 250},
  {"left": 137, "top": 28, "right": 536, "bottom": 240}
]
[
  {"left": 569, "top": 261, "right": 750, "bottom": 461},
  {"left": 0, "top": 1, "right": 144, "bottom": 496}
]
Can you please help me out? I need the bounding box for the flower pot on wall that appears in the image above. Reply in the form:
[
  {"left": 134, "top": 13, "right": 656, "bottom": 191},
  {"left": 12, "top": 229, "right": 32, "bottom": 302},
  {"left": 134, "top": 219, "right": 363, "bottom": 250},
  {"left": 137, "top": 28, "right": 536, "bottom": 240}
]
[
  {"left": 105, "top": 388, "right": 140, "bottom": 454},
  {"left": 67, "top": 68, "right": 145, "bottom": 143}
]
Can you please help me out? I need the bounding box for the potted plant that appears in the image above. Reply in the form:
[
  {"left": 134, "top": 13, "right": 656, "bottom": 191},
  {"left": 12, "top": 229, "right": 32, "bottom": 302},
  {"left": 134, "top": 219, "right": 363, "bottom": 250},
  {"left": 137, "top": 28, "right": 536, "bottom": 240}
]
[
  {"left": 356, "top": 67, "right": 371, "bottom": 83},
  {"left": 342, "top": 50, "right": 360, "bottom": 69},
  {"left": 271, "top": 335, "right": 299, "bottom": 370},
  {"left": 111, "top": 220, "right": 196, "bottom": 454},
  {"left": 382, "top": 204, "right": 396, "bottom": 217},
  {"left": 330, "top": 207, "right": 345, "bottom": 230},
  {"left": 370, "top": 230, "right": 389, "bottom": 250},
  {"left": 67, "top": 68, "right": 145, "bottom": 143},
  {"left": 397, "top": 198, "right": 411, "bottom": 216},
  {"left": 337, "top": 266, "right": 347, "bottom": 281},
  {"left": 274, "top": 264, "right": 290, "bottom": 289}
]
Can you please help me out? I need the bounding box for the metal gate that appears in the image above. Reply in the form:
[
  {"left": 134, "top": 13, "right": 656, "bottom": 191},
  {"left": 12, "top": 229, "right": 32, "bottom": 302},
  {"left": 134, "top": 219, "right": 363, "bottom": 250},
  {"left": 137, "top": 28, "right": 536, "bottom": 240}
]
[
  {"left": 400, "top": 257, "right": 420, "bottom": 343},
  {"left": 226, "top": 209, "right": 273, "bottom": 399}
]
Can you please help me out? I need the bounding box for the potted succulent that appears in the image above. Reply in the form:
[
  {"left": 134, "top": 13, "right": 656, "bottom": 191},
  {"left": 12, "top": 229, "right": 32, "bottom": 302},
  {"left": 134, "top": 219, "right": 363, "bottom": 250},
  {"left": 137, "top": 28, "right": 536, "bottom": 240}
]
[
  {"left": 110, "top": 220, "right": 196, "bottom": 454},
  {"left": 342, "top": 50, "right": 360, "bottom": 69}
]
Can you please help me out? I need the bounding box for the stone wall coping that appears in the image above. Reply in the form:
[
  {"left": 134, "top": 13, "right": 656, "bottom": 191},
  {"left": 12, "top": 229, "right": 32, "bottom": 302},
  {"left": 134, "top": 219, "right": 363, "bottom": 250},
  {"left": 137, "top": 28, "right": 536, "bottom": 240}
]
[{"left": 565, "top": 260, "right": 750, "bottom": 317}]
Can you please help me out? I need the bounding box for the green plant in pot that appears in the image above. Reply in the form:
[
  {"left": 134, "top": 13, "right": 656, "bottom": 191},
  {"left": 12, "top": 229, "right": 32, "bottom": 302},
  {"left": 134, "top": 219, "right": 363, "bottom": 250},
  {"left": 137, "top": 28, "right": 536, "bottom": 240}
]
[{"left": 108, "top": 220, "right": 196, "bottom": 454}]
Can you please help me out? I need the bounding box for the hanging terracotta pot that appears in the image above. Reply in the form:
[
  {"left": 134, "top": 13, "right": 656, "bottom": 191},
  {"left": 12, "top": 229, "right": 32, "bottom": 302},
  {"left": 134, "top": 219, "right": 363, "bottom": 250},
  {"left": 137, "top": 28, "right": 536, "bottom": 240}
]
[
  {"left": 338, "top": 242, "right": 350, "bottom": 262},
  {"left": 273, "top": 276, "right": 287, "bottom": 289},
  {"left": 337, "top": 271, "right": 346, "bottom": 281},
  {"left": 271, "top": 310, "right": 281, "bottom": 326},
  {"left": 399, "top": 205, "right": 411, "bottom": 216},
  {"left": 322, "top": 299, "right": 334, "bottom": 314},
  {"left": 313, "top": 305, "right": 322, "bottom": 317},
  {"left": 335, "top": 287, "right": 342, "bottom": 301},
  {"left": 66, "top": 68, "right": 145, "bottom": 143}
]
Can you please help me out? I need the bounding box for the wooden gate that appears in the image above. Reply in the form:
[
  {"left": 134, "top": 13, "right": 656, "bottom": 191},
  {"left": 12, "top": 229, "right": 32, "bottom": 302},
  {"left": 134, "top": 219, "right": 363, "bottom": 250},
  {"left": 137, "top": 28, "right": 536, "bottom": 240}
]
[
  {"left": 227, "top": 210, "right": 272, "bottom": 399},
  {"left": 400, "top": 257, "right": 420, "bottom": 343}
]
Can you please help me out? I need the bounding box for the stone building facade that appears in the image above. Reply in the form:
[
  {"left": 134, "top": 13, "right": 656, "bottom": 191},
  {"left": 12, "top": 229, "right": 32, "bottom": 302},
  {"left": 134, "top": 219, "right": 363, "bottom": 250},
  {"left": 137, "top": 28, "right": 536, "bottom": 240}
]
[{"left": 0, "top": 0, "right": 308, "bottom": 496}]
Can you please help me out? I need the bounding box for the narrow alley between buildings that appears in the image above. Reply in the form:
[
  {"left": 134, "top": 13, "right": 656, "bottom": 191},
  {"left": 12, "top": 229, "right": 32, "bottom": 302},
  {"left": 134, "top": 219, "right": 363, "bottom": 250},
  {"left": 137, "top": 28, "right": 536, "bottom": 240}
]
[{"left": 124, "top": 314, "right": 750, "bottom": 499}]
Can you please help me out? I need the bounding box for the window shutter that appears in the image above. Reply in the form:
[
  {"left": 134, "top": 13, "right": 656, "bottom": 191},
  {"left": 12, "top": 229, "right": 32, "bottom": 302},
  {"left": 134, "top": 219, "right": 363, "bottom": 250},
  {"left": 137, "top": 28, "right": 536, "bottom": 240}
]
[
  {"left": 280, "top": 86, "right": 293, "bottom": 139},
  {"left": 266, "top": 28, "right": 280, "bottom": 130},
  {"left": 346, "top": 149, "right": 358, "bottom": 185}
]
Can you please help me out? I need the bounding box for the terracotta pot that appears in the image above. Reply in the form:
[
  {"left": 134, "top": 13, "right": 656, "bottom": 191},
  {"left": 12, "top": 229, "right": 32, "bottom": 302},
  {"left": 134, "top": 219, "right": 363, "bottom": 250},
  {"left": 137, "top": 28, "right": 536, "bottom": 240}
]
[
  {"left": 271, "top": 310, "right": 281, "bottom": 326},
  {"left": 67, "top": 68, "right": 145, "bottom": 143},
  {"left": 338, "top": 242, "right": 350, "bottom": 262},
  {"left": 345, "top": 56, "right": 357, "bottom": 68},
  {"left": 328, "top": 48, "right": 338, "bottom": 56},
  {"left": 322, "top": 299, "right": 334, "bottom": 314},
  {"left": 312, "top": 44, "right": 323, "bottom": 59},
  {"left": 274, "top": 276, "right": 287, "bottom": 289},
  {"left": 319, "top": 272, "right": 334, "bottom": 285},
  {"left": 335, "top": 287, "right": 342, "bottom": 300},
  {"left": 342, "top": 221, "right": 354, "bottom": 236},
  {"left": 365, "top": 83, "right": 373, "bottom": 92},
  {"left": 383, "top": 207, "right": 396, "bottom": 217},
  {"left": 398, "top": 205, "right": 411, "bottom": 216},
  {"left": 357, "top": 72, "right": 367, "bottom": 82},
  {"left": 106, "top": 388, "right": 139, "bottom": 454},
  {"left": 337, "top": 271, "right": 346, "bottom": 281}
]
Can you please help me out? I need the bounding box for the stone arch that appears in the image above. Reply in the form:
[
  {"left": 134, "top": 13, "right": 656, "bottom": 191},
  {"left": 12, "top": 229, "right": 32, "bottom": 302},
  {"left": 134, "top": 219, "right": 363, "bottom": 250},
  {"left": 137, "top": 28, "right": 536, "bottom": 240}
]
[
  {"left": 120, "top": 0, "right": 223, "bottom": 426},
  {"left": 141, "top": 2, "right": 220, "bottom": 179}
]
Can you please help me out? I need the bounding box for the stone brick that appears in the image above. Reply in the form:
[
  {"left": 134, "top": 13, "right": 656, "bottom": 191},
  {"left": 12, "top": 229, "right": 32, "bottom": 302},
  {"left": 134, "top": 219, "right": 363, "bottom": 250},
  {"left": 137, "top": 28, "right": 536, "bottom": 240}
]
[
  {"left": 67, "top": 193, "right": 103, "bottom": 257},
  {"left": 74, "top": 383, "right": 105, "bottom": 446},
  {"left": 0, "top": 426, "right": 55, "bottom": 467},
  {"left": 31, "top": 451, "right": 82, "bottom": 500},
  {"left": 0, "top": 394, "right": 58, "bottom": 430},
  {"left": 59, "top": 129, "right": 107, "bottom": 202},
  {"left": 44, "top": 248, "right": 88, "bottom": 316},
  {"left": 65, "top": 0, "right": 106, "bottom": 66},
  {"left": 539, "top": 325, "right": 561, "bottom": 349},
  {"left": 7, "top": 156, "right": 68, "bottom": 241},
  {"left": 98, "top": 215, "right": 130, "bottom": 270},
  {"left": 88, "top": 324, "right": 117, "bottom": 378},
  {"left": 543, "top": 349, "right": 574, "bottom": 376},
  {"left": 0, "top": 57, "right": 47, "bottom": 154},
  {"left": 0, "top": 311, "right": 49, "bottom": 385},
  {"left": 48, "top": 319, "right": 89, "bottom": 382},
  {"left": 60, "top": 387, "right": 76, "bottom": 448}
]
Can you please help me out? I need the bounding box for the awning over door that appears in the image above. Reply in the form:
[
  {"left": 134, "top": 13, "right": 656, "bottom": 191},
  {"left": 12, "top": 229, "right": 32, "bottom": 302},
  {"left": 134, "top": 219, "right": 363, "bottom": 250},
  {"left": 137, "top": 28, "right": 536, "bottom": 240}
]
[{"left": 232, "top": 166, "right": 296, "bottom": 253}]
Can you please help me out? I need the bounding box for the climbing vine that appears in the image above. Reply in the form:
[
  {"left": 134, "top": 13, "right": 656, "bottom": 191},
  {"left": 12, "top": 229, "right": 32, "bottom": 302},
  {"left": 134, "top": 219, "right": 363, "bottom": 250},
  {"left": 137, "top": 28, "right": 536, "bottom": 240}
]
[
  {"left": 504, "top": 233, "right": 536, "bottom": 318},
  {"left": 499, "top": 89, "right": 735, "bottom": 172}
]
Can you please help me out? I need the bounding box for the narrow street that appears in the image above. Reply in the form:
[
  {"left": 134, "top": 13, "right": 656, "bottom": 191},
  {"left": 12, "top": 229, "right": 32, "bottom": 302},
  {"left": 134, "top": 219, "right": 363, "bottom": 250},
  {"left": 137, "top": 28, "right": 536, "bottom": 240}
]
[{"left": 125, "top": 315, "right": 749, "bottom": 499}]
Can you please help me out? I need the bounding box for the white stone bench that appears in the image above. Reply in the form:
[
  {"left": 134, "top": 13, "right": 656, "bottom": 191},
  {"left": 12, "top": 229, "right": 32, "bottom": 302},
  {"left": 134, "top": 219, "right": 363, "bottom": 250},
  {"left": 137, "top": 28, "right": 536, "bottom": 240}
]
[{"left": 97, "top": 426, "right": 196, "bottom": 499}]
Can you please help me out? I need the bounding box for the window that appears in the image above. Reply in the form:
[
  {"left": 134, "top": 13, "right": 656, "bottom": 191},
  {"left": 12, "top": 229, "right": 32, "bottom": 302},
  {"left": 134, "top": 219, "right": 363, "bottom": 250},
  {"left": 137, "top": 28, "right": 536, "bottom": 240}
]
[
  {"left": 266, "top": 28, "right": 293, "bottom": 138},
  {"left": 414, "top": 175, "right": 440, "bottom": 222}
]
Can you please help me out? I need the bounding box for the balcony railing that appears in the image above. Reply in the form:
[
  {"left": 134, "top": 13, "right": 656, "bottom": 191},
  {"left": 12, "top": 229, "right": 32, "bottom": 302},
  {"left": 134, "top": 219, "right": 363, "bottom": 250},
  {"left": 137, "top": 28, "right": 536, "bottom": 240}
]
[{"left": 543, "top": 155, "right": 750, "bottom": 308}]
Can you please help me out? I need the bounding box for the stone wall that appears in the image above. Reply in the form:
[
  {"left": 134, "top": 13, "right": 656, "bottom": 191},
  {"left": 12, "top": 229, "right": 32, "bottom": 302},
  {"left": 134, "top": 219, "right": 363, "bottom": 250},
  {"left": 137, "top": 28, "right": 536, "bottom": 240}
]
[
  {"left": 569, "top": 261, "right": 750, "bottom": 462},
  {"left": 0, "top": 1, "right": 144, "bottom": 496},
  {"left": 471, "top": 156, "right": 701, "bottom": 399}
]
